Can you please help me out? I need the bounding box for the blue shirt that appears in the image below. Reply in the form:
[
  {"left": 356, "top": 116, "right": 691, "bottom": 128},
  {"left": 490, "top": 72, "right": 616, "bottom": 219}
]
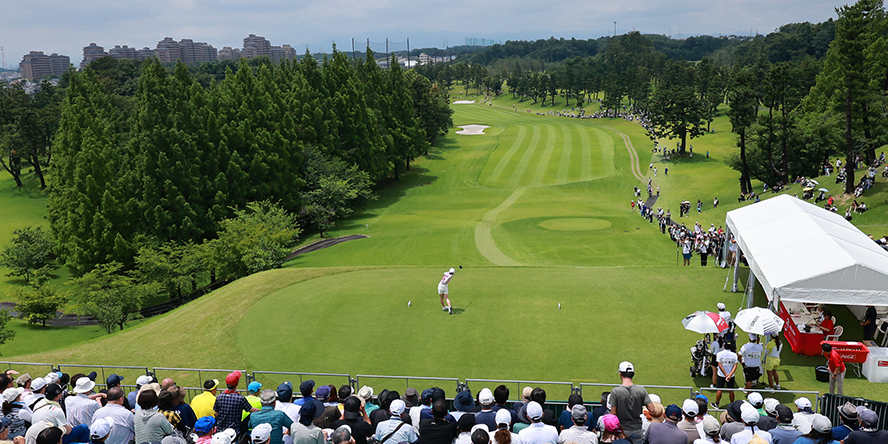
[{"left": 832, "top": 425, "right": 857, "bottom": 442}]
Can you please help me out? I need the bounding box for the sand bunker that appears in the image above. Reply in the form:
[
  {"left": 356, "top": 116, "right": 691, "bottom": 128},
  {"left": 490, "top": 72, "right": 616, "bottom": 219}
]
[
  {"left": 456, "top": 124, "right": 490, "bottom": 135},
  {"left": 453, "top": 100, "right": 475, "bottom": 104}
]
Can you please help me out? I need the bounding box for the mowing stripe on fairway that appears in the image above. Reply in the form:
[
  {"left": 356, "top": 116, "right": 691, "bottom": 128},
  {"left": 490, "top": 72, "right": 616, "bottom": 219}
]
[
  {"left": 593, "top": 126, "right": 618, "bottom": 179},
  {"left": 579, "top": 124, "right": 593, "bottom": 181},
  {"left": 531, "top": 124, "right": 558, "bottom": 186},
  {"left": 486, "top": 124, "right": 528, "bottom": 186},
  {"left": 474, "top": 187, "right": 525, "bottom": 266},
  {"left": 555, "top": 124, "right": 573, "bottom": 185},
  {"left": 506, "top": 124, "right": 542, "bottom": 189}
]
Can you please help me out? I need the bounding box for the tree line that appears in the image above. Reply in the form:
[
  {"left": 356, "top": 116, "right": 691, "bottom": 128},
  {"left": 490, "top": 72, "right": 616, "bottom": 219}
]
[{"left": 1, "top": 50, "right": 452, "bottom": 333}]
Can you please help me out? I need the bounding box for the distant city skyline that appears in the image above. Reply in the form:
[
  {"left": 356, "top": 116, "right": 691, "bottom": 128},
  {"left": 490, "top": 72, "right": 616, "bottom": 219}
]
[{"left": 1, "top": 0, "right": 842, "bottom": 69}]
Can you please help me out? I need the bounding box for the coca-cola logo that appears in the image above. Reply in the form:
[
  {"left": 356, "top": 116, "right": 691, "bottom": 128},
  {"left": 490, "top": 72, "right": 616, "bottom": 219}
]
[
  {"left": 878, "top": 360, "right": 888, "bottom": 367},
  {"left": 839, "top": 353, "right": 855, "bottom": 360}
]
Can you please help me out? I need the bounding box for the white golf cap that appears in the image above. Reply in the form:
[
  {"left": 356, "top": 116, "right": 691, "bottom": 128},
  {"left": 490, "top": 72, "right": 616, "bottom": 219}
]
[
  {"left": 748, "top": 333, "right": 758, "bottom": 341},
  {"left": 495, "top": 408, "right": 512, "bottom": 426},
  {"left": 449, "top": 268, "right": 456, "bottom": 273},
  {"left": 649, "top": 394, "right": 661, "bottom": 404},
  {"left": 251, "top": 423, "right": 272, "bottom": 443},
  {"left": 526, "top": 401, "right": 543, "bottom": 420},
  {"left": 741, "top": 403, "right": 759, "bottom": 425},
  {"left": 90, "top": 417, "right": 113, "bottom": 440},
  {"left": 717, "top": 303, "right": 726, "bottom": 310},
  {"left": 478, "top": 388, "right": 494, "bottom": 406},
  {"left": 795, "top": 397, "right": 812, "bottom": 409},
  {"left": 136, "top": 375, "right": 153, "bottom": 386},
  {"left": 30, "top": 377, "right": 47, "bottom": 391},
  {"left": 747, "top": 392, "right": 763, "bottom": 407},
  {"left": 682, "top": 399, "right": 699, "bottom": 416},
  {"left": 619, "top": 361, "right": 634, "bottom": 372}
]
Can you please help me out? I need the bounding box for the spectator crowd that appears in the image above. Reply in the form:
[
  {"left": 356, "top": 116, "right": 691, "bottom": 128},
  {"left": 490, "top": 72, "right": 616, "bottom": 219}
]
[{"left": 1, "top": 363, "right": 885, "bottom": 444}]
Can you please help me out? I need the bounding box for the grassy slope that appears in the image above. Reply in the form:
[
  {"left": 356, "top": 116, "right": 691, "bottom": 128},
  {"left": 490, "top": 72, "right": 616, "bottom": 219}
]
[{"left": 4, "top": 90, "right": 888, "bottom": 405}]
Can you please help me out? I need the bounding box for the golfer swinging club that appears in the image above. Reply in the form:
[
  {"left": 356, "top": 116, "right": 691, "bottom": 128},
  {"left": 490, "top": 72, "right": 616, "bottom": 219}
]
[{"left": 438, "top": 266, "right": 461, "bottom": 314}]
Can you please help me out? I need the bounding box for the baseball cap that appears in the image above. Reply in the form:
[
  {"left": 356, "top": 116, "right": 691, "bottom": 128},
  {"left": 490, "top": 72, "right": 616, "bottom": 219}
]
[
  {"left": 299, "top": 399, "right": 319, "bottom": 420},
  {"left": 30, "top": 377, "right": 47, "bottom": 391},
  {"left": 89, "top": 417, "right": 113, "bottom": 440},
  {"left": 299, "top": 380, "right": 315, "bottom": 393},
  {"left": 3, "top": 387, "right": 23, "bottom": 404},
  {"left": 717, "top": 303, "right": 726, "bottom": 310},
  {"left": 136, "top": 375, "right": 153, "bottom": 386},
  {"left": 526, "top": 401, "right": 543, "bottom": 421},
  {"left": 316, "top": 385, "right": 331, "bottom": 401},
  {"left": 682, "top": 399, "right": 699, "bottom": 416},
  {"left": 276, "top": 381, "right": 293, "bottom": 400},
  {"left": 702, "top": 416, "right": 720, "bottom": 436},
  {"left": 747, "top": 392, "right": 763, "bottom": 407},
  {"left": 248, "top": 381, "right": 262, "bottom": 393},
  {"left": 251, "top": 423, "right": 272, "bottom": 443},
  {"left": 449, "top": 268, "right": 456, "bottom": 273},
  {"left": 858, "top": 406, "right": 878, "bottom": 427},
  {"left": 195, "top": 417, "right": 216, "bottom": 434},
  {"left": 776, "top": 405, "right": 794, "bottom": 423},
  {"left": 838, "top": 402, "right": 859, "bottom": 420},
  {"left": 204, "top": 379, "right": 219, "bottom": 390},
  {"left": 618, "top": 361, "right": 634, "bottom": 372},
  {"left": 15, "top": 373, "right": 31, "bottom": 387},
  {"left": 794, "top": 397, "right": 812, "bottom": 409},
  {"left": 358, "top": 386, "right": 373, "bottom": 401},
  {"left": 106, "top": 374, "right": 124, "bottom": 387},
  {"left": 741, "top": 403, "right": 759, "bottom": 425},
  {"left": 602, "top": 414, "right": 621, "bottom": 432},
  {"left": 478, "top": 388, "right": 494, "bottom": 406},
  {"left": 665, "top": 404, "right": 683, "bottom": 421},
  {"left": 763, "top": 398, "right": 780, "bottom": 416},
  {"left": 810, "top": 415, "right": 831, "bottom": 433},
  {"left": 225, "top": 371, "right": 241, "bottom": 386},
  {"left": 495, "top": 408, "right": 512, "bottom": 426},
  {"left": 0, "top": 417, "right": 10, "bottom": 431},
  {"left": 649, "top": 394, "right": 661, "bottom": 404},
  {"left": 344, "top": 396, "right": 361, "bottom": 420},
  {"left": 44, "top": 383, "right": 63, "bottom": 400},
  {"left": 471, "top": 428, "right": 489, "bottom": 444},
  {"left": 390, "top": 399, "right": 406, "bottom": 415},
  {"left": 571, "top": 405, "right": 588, "bottom": 420},
  {"left": 211, "top": 429, "right": 237, "bottom": 444},
  {"left": 87, "top": 371, "right": 98, "bottom": 381},
  {"left": 748, "top": 333, "right": 758, "bottom": 341}
]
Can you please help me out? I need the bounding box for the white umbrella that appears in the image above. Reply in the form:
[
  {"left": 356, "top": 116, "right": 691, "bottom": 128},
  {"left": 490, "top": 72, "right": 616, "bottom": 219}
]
[
  {"left": 808, "top": 179, "right": 820, "bottom": 185},
  {"left": 682, "top": 311, "right": 729, "bottom": 334},
  {"left": 734, "top": 307, "right": 785, "bottom": 335}
]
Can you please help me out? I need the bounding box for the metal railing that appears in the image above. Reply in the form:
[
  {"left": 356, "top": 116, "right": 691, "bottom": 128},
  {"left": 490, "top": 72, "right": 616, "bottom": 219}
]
[
  {"left": 465, "top": 379, "right": 575, "bottom": 402},
  {"left": 2, "top": 360, "right": 837, "bottom": 417},
  {"left": 820, "top": 394, "right": 888, "bottom": 431}
]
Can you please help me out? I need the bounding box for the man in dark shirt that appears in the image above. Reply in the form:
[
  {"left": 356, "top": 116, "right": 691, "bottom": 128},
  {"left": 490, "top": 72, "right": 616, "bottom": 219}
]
[
  {"left": 491, "top": 386, "right": 518, "bottom": 426},
  {"left": 333, "top": 396, "right": 375, "bottom": 444},
  {"left": 419, "top": 400, "right": 457, "bottom": 444},
  {"left": 844, "top": 407, "right": 888, "bottom": 444},
  {"left": 861, "top": 306, "right": 877, "bottom": 340},
  {"left": 645, "top": 405, "right": 688, "bottom": 444}
]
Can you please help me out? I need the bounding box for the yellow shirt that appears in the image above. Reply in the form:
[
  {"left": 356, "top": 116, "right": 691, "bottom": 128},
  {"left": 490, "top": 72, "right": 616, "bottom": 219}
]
[
  {"left": 191, "top": 391, "right": 217, "bottom": 419},
  {"left": 243, "top": 395, "right": 261, "bottom": 420}
]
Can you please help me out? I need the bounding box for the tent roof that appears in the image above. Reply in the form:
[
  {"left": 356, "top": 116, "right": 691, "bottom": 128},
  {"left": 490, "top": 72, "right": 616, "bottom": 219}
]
[{"left": 725, "top": 195, "right": 888, "bottom": 306}]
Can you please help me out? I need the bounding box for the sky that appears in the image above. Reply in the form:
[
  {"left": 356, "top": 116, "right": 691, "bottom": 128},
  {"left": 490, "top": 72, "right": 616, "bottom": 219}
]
[{"left": 1, "top": 0, "right": 843, "bottom": 68}]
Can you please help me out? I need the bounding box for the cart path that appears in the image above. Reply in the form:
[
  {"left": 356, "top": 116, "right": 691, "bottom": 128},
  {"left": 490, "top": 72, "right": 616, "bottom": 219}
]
[
  {"left": 598, "top": 126, "right": 646, "bottom": 183},
  {"left": 285, "top": 234, "right": 369, "bottom": 261},
  {"left": 474, "top": 187, "right": 525, "bottom": 266}
]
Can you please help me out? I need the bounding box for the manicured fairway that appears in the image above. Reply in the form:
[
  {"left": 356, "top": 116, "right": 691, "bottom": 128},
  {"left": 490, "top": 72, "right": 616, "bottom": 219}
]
[{"left": 5, "top": 95, "right": 888, "bottom": 405}]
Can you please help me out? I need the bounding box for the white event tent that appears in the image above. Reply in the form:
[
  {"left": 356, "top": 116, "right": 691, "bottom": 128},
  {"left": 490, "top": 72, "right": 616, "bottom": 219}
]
[{"left": 724, "top": 195, "right": 888, "bottom": 312}]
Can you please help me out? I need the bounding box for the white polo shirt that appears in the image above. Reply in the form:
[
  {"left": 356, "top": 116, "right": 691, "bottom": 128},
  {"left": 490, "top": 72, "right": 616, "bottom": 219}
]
[
  {"left": 518, "top": 422, "right": 558, "bottom": 444},
  {"left": 92, "top": 402, "right": 136, "bottom": 444}
]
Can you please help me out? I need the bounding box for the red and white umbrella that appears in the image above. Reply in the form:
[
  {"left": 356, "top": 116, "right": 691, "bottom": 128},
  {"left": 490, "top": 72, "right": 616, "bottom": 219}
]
[{"left": 682, "top": 311, "right": 729, "bottom": 334}]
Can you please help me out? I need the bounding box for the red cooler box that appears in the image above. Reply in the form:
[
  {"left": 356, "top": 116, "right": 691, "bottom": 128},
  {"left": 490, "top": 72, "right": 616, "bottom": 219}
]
[{"left": 821, "top": 341, "right": 870, "bottom": 363}]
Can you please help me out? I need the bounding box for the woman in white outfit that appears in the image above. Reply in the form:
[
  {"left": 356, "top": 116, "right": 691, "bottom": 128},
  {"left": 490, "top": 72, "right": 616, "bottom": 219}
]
[{"left": 438, "top": 268, "right": 457, "bottom": 314}]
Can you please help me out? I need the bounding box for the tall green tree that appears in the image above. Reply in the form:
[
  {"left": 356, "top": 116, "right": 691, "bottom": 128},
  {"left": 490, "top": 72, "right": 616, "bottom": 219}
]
[
  {"left": 727, "top": 68, "right": 760, "bottom": 194},
  {"left": 212, "top": 201, "right": 301, "bottom": 280},
  {"left": 11, "top": 271, "right": 66, "bottom": 327},
  {"left": 0, "top": 226, "right": 54, "bottom": 282},
  {"left": 806, "top": 0, "right": 886, "bottom": 193},
  {"left": 647, "top": 60, "right": 708, "bottom": 154}
]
